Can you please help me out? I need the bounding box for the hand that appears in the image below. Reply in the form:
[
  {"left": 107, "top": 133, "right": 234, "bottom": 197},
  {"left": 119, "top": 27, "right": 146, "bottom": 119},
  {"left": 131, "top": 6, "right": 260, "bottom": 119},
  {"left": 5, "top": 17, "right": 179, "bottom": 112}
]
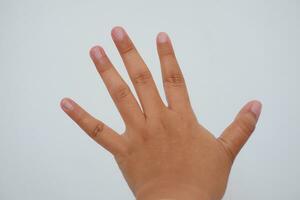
[{"left": 60, "top": 26, "right": 262, "bottom": 200}]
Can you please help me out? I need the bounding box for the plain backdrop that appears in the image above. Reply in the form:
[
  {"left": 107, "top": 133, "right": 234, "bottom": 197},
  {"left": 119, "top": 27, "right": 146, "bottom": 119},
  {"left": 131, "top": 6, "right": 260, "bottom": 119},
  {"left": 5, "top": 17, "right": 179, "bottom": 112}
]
[{"left": 0, "top": 0, "right": 299, "bottom": 199}]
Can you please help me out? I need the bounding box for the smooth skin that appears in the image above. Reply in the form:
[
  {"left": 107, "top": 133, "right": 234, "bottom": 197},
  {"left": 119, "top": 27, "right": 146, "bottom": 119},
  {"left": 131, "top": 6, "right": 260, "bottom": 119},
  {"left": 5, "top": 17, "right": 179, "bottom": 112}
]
[{"left": 60, "top": 26, "right": 262, "bottom": 200}]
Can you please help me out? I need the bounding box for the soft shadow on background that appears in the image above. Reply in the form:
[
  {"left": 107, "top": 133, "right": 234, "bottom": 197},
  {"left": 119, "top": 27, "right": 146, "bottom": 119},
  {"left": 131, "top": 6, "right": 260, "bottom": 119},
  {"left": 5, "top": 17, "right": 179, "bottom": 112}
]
[{"left": 0, "top": 0, "right": 299, "bottom": 199}]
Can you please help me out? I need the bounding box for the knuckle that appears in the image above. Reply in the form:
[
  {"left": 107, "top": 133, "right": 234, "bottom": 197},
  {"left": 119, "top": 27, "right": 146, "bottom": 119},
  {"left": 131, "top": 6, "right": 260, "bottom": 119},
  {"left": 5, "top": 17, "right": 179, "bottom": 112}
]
[
  {"left": 114, "top": 86, "right": 131, "bottom": 102},
  {"left": 91, "top": 122, "right": 104, "bottom": 138},
  {"left": 163, "top": 72, "right": 185, "bottom": 87},
  {"left": 235, "top": 116, "right": 256, "bottom": 136},
  {"left": 77, "top": 115, "right": 89, "bottom": 125},
  {"left": 132, "top": 71, "right": 152, "bottom": 85},
  {"left": 120, "top": 44, "right": 135, "bottom": 55},
  {"left": 160, "top": 47, "right": 174, "bottom": 57},
  {"left": 97, "top": 63, "right": 111, "bottom": 74}
]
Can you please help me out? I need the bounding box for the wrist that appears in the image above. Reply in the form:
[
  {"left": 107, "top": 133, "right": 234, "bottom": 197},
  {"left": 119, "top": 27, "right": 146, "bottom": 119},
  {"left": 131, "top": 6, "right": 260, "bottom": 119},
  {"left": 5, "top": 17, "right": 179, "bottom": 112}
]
[{"left": 135, "top": 180, "right": 211, "bottom": 200}]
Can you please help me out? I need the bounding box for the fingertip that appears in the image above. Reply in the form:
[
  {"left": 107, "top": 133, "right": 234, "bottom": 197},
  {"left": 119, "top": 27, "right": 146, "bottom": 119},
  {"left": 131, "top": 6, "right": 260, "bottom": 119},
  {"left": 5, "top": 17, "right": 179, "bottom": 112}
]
[
  {"left": 251, "top": 99, "right": 263, "bottom": 107},
  {"left": 111, "top": 25, "right": 124, "bottom": 33},
  {"left": 157, "top": 32, "right": 170, "bottom": 44},
  {"left": 60, "top": 97, "right": 74, "bottom": 112},
  {"left": 89, "top": 45, "right": 105, "bottom": 60},
  {"left": 89, "top": 45, "right": 100, "bottom": 56},
  {"left": 239, "top": 100, "right": 262, "bottom": 116},
  {"left": 249, "top": 100, "right": 262, "bottom": 119},
  {"left": 156, "top": 32, "right": 175, "bottom": 57},
  {"left": 111, "top": 26, "right": 126, "bottom": 41}
]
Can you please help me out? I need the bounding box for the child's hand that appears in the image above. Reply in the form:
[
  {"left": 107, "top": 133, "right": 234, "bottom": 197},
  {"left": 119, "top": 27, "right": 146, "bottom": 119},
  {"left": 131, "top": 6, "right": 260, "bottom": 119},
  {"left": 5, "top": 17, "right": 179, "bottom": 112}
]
[{"left": 60, "top": 26, "right": 262, "bottom": 200}]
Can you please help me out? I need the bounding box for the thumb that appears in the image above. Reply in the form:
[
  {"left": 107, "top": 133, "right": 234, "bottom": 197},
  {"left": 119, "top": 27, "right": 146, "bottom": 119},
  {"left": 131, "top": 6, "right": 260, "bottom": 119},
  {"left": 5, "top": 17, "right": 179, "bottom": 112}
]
[{"left": 218, "top": 100, "right": 262, "bottom": 162}]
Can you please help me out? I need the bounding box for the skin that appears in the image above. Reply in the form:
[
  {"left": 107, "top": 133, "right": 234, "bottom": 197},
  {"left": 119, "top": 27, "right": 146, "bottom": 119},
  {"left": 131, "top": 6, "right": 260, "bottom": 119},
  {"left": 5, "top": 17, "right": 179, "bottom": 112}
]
[{"left": 60, "top": 26, "right": 262, "bottom": 200}]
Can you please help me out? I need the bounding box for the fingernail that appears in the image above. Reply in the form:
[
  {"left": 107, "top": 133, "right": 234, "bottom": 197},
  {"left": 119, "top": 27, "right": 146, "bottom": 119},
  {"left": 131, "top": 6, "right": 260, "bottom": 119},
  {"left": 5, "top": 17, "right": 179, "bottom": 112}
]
[
  {"left": 112, "top": 27, "right": 125, "bottom": 41},
  {"left": 61, "top": 98, "right": 74, "bottom": 111},
  {"left": 157, "top": 32, "right": 169, "bottom": 43},
  {"left": 250, "top": 101, "right": 262, "bottom": 119},
  {"left": 90, "top": 46, "right": 106, "bottom": 62}
]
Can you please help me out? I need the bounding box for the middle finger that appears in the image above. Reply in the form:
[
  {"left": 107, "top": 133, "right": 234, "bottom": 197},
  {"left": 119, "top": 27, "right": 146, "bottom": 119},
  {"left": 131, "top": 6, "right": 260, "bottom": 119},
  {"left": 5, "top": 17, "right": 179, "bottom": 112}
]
[{"left": 111, "top": 26, "right": 165, "bottom": 116}]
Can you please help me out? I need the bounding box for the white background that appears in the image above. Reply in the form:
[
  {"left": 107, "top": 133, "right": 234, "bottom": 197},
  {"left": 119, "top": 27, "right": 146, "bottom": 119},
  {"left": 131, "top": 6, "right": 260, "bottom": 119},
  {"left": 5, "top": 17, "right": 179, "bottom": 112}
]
[{"left": 0, "top": 0, "right": 299, "bottom": 199}]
